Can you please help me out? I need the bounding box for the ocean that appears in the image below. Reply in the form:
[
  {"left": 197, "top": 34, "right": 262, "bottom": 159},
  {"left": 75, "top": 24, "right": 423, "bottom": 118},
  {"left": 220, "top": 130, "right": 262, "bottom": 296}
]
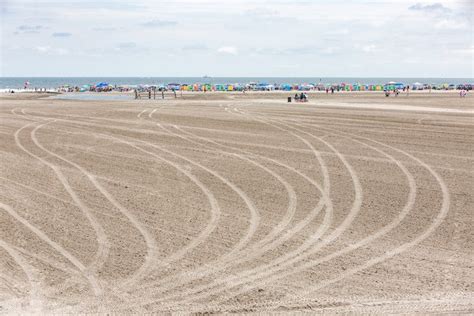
[{"left": 0, "top": 77, "right": 471, "bottom": 89}]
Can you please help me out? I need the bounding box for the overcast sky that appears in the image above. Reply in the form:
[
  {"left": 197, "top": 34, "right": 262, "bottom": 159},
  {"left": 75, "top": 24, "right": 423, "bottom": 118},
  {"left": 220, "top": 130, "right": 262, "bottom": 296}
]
[{"left": 1, "top": 0, "right": 472, "bottom": 77}]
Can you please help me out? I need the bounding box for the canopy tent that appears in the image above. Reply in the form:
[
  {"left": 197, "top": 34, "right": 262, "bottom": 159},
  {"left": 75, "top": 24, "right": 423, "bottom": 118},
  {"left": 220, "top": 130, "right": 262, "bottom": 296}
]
[
  {"left": 96, "top": 82, "right": 109, "bottom": 88},
  {"left": 412, "top": 82, "right": 423, "bottom": 90},
  {"left": 384, "top": 82, "right": 405, "bottom": 90},
  {"left": 315, "top": 83, "right": 326, "bottom": 90},
  {"left": 167, "top": 83, "right": 181, "bottom": 90},
  {"left": 256, "top": 83, "right": 274, "bottom": 91},
  {"left": 79, "top": 84, "right": 90, "bottom": 92},
  {"left": 215, "top": 84, "right": 226, "bottom": 91},
  {"left": 299, "top": 83, "right": 314, "bottom": 91}
]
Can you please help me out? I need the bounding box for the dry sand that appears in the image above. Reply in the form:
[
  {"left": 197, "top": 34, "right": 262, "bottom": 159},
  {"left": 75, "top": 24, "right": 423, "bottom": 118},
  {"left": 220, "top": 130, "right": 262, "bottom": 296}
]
[{"left": 0, "top": 91, "right": 473, "bottom": 314}]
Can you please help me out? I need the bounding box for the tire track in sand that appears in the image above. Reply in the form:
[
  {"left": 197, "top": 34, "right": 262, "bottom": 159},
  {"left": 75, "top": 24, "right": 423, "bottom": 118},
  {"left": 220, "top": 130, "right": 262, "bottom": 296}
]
[
  {"left": 147, "top": 105, "right": 297, "bottom": 257},
  {"left": 127, "top": 120, "right": 300, "bottom": 297},
  {"left": 14, "top": 109, "right": 161, "bottom": 291},
  {"left": 127, "top": 119, "right": 328, "bottom": 298},
  {"left": 212, "top": 140, "right": 417, "bottom": 309},
  {"left": 14, "top": 111, "right": 223, "bottom": 307},
  {"left": 202, "top": 107, "right": 414, "bottom": 304},
  {"left": 17, "top": 109, "right": 226, "bottom": 294},
  {"left": 13, "top": 122, "right": 104, "bottom": 297},
  {"left": 0, "top": 237, "right": 43, "bottom": 313},
  {"left": 145, "top": 103, "right": 416, "bottom": 310},
  {"left": 280, "top": 124, "right": 450, "bottom": 306},
  {"left": 136, "top": 109, "right": 148, "bottom": 118},
  {"left": 31, "top": 121, "right": 159, "bottom": 291},
  {"left": 119, "top": 103, "right": 340, "bottom": 309},
  {"left": 82, "top": 130, "right": 224, "bottom": 271},
  {"left": 209, "top": 107, "right": 434, "bottom": 310},
  {"left": 32, "top": 109, "right": 259, "bottom": 296},
  {"left": 0, "top": 201, "right": 101, "bottom": 297},
  {"left": 26, "top": 115, "right": 225, "bottom": 293}
]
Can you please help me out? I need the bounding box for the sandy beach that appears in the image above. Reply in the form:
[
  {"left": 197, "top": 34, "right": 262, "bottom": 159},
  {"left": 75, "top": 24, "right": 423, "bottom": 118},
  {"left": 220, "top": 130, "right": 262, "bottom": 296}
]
[{"left": 0, "top": 91, "right": 472, "bottom": 313}]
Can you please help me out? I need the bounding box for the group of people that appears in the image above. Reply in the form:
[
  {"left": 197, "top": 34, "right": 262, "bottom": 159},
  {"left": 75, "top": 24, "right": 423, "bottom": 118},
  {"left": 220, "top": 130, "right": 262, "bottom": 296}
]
[
  {"left": 460, "top": 89, "right": 468, "bottom": 98},
  {"left": 385, "top": 87, "right": 408, "bottom": 97},
  {"left": 294, "top": 92, "right": 309, "bottom": 102}
]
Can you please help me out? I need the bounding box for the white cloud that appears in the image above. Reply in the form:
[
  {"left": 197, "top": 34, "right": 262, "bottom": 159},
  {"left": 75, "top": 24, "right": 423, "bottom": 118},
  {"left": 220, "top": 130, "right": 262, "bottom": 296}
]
[
  {"left": 434, "top": 19, "right": 468, "bottom": 30},
  {"left": 52, "top": 32, "right": 72, "bottom": 37},
  {"left": 451, "top": 45, "right": 474, "bottom": 56},
  {"left": 35, "top": 46, "right": 51, "bottom": 53},
  {"left": 140, "top": 19, "right": 177, "bottom": 28},
  {"left": 362, "top": 44, "right": 379, "bottom": 53},
  {"left": 217, "top": 46, "right": 238, "bottom": 55},
  {"left": 408, "top": 3, "right": 451, "bottom": 14},
  {"left": 1, "top": 0, "right": 471, "bottom": 76},
  {"left": 35, "top": 46, "right": 69, "bottom": 55},
  {"left": 56, "top": 48, "right": 69, "bottom": 55}
]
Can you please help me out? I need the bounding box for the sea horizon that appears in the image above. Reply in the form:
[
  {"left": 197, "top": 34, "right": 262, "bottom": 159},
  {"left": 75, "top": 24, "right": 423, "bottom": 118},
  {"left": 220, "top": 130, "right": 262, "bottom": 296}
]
[{"left": 1, "top": 76, "right": 472, "bottom": 89}]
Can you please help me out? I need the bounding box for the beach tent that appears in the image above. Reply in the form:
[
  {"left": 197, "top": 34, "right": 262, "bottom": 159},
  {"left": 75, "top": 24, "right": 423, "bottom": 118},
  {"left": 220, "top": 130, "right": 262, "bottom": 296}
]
[
  {"left": 215, "top": 84, "right": 226, "bottom": 91},
  {"left": 384, "top": 82, "right": 404, "bottom": 90},
  {"left": 315, "top": 83, "right": 325, "bottom": 90},
  {"left": 280, "top": 84, "right": 292, "bottom": 91},
  {"left": 256, "top": 83, "right": 272, "bottom": 91},
  {"left": 412, "top": 82, "right": 423, "bottom": 90},
  {"left": 79, "top": 84, "right": 90, "bottom": 92},
  {"left": 300, "top": 84, "right": 314, "bottom": 91},
  {"left": 168, "top": 83, "right": 181, "bottom": 91}
]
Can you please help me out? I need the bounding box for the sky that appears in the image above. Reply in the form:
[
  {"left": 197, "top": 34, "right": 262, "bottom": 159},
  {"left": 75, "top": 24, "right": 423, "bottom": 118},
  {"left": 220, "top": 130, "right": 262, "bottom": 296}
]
[{"left": 1, "top": 0, "right": 473, "bottom": 77}]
